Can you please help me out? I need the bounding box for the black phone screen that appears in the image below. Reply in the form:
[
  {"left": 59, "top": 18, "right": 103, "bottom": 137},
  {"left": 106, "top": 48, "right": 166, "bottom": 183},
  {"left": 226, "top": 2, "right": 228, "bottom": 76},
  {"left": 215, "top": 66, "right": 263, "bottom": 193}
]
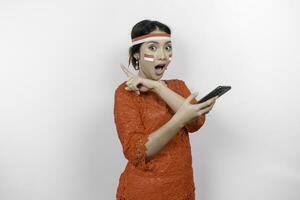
[{"left": 197, "top": 86, "right": 231, "bottom": 103}]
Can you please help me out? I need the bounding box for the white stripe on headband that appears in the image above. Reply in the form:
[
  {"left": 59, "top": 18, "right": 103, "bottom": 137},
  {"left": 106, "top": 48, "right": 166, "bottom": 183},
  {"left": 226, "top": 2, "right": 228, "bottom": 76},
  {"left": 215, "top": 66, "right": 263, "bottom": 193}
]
[{"left": 132, "top": 33, "right": 171, "bottom": 46}]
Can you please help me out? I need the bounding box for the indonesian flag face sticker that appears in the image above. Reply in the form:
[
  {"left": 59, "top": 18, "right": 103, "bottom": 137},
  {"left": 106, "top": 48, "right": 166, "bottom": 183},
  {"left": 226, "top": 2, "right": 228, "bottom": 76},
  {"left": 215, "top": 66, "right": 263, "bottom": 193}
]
[
  {"left": 143, "top": 53, "right": 172, "bottom": 62},
  {"left": 143, "top": 54, "right": 155, "bottom": 62}
]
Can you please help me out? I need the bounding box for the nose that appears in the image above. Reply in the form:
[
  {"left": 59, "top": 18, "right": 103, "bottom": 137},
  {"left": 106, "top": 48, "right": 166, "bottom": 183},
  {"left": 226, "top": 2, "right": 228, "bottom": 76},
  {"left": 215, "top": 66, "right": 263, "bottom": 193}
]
[{"left": 158, "top": 47, "right": 167, "bottom": 61}]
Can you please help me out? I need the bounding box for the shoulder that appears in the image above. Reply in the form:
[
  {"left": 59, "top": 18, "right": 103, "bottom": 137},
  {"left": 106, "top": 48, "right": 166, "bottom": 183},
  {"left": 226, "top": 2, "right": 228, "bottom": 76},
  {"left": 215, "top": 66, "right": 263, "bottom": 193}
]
[
  {"left": 165, "top": 78, "right": 185, "bottom": 86},
  {"left": 114, "top": 81, "right": 139, "bottom": 103},
  {"left": 114, "top": 81, "right": 131, "bottom": 98},
  {"left": 169, "top": 78, "right": 185, "bottom": 83},
  {"left": 165, "top": 79, "right": 187, "bottom": 90},
  {"left": 115, "top": 81, "right": 127, "bottom": 94}
]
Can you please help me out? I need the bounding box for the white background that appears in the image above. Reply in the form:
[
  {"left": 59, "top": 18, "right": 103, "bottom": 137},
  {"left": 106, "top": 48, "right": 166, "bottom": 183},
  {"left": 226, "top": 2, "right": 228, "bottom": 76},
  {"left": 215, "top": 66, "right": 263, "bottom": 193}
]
[{"left": 0, "top": 0, "right": 299, "bottom": 199}]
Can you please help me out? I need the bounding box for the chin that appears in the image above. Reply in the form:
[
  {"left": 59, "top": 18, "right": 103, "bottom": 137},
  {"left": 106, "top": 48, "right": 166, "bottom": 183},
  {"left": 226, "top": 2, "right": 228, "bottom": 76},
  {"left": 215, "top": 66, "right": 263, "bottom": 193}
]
[{"left": 153, "top": 74, "right": 164, "bottom": 81}]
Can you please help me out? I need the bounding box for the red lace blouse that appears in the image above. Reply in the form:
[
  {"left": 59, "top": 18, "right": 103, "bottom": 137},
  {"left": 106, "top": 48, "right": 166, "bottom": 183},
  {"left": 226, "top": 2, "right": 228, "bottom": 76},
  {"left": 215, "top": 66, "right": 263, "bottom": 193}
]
[{"left": 114, "top": 79, "right": 206, "bottom": 200}]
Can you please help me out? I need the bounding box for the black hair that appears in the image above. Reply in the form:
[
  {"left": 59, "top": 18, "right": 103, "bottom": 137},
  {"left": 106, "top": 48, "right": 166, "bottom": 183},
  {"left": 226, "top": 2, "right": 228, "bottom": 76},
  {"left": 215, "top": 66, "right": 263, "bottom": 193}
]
[{"left": 128, "top": 20, "right": 171, "bottom": 70}]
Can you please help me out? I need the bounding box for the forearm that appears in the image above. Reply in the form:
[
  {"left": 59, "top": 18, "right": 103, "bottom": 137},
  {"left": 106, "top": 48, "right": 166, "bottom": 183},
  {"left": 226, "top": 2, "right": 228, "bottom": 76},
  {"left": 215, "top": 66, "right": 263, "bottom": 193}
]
[
  {"left": 152, "top": 82, "right": 198, "bottom": 124},
  {"left": 152, "top": 81, "right": 203, "bottom": 131},
  {"left": 152, "top": 82, "right": 185, "bottom": 113},
  {"left": 145, "top": 114, "right": 183, "bottom": 160}
]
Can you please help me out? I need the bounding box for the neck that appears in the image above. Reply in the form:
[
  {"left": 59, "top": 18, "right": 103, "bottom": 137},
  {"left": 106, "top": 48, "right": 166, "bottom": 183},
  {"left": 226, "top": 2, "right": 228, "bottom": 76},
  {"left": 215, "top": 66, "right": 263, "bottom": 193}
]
[{"left": 138, "top": 69, "right": 147, "bottom": 79}]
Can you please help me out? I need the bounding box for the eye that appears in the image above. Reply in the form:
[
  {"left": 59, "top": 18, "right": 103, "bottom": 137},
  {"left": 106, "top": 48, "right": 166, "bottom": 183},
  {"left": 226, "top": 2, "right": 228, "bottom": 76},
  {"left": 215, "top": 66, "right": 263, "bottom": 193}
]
[
  {"left": 165, "top": 45, "right": 172, "bottom": 51},
  {"left": 148, "top": 45, "right": 157, "bottom": 51}
]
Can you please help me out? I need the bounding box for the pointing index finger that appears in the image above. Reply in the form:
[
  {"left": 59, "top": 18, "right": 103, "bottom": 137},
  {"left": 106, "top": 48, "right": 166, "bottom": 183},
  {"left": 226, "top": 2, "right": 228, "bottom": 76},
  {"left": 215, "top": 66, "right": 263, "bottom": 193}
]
[{"left": 120, "top": 64, "right": 134, "bottom": 78}]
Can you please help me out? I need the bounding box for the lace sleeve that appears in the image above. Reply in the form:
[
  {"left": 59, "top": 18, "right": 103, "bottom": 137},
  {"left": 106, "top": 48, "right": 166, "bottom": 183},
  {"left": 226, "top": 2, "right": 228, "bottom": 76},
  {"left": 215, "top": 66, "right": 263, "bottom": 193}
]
[
  {"left": 113, "top": 83, "right": 154, "bottom": 171},
  {"left": 177, "top": 80, "right": 206, "bottom": 133}
]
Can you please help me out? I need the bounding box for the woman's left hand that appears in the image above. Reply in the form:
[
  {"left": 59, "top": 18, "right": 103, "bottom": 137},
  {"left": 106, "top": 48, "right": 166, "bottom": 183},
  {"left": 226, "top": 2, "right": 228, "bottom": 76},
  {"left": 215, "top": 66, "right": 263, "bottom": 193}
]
[{"left": 120, "top": 64, "right": 159, "bottom": 95}]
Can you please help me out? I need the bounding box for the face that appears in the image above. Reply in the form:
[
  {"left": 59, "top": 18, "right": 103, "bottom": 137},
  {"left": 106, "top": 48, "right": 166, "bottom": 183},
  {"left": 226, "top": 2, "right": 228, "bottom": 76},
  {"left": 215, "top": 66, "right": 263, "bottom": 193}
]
[{"left": 134, "top": 30, "right": 172, "bottom": 81}]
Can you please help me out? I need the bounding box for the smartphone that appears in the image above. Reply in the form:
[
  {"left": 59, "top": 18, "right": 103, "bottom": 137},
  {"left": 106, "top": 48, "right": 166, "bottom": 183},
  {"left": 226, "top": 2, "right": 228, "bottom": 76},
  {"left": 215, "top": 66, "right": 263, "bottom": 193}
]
[{"left": 197, "top": 86, "right": 231, "bottom": 103}]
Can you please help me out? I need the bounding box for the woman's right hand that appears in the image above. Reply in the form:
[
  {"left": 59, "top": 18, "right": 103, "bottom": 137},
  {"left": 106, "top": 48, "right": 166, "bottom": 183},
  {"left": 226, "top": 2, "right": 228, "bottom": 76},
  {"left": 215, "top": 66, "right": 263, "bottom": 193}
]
[
  {"left": 174, "top": 92, "right": 218, "bottom": 127},
  {"left": 120, "top": 64, "right": 160, "bottom": 95}
]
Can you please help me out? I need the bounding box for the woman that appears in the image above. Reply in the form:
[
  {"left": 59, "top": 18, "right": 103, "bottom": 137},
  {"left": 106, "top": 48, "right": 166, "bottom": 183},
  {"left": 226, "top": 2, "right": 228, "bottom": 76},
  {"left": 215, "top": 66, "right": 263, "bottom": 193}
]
[{"left": 114, "top": 20, "right": 217, "bottom": 200}]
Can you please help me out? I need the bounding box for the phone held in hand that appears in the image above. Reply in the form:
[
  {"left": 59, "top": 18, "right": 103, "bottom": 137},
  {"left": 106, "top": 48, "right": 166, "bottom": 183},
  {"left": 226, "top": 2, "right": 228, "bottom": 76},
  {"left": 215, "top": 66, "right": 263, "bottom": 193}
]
[{"left": 197, "top": 86, "right": 231, "bottom": 104}]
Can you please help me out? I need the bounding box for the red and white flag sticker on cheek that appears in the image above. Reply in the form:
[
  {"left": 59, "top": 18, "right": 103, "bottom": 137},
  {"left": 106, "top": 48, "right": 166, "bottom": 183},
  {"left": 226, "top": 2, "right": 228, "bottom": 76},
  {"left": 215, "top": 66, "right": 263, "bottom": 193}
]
[{"left": 144, "top": 53, "right": 155, "bottom": 62}]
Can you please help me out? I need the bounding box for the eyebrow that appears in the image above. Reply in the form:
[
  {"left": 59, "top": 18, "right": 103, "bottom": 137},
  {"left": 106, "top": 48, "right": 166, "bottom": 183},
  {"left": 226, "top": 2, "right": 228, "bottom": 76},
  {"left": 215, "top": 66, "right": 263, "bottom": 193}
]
[{"left": 148, "top": 41, "right": 172, "bottom": 45}]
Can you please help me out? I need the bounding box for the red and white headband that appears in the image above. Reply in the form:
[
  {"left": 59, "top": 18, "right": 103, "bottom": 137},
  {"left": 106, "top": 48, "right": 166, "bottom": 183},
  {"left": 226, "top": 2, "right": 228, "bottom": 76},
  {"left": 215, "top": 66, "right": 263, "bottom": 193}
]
[{"left": 131, "top": 33, "right": 171, "bottom": 46}]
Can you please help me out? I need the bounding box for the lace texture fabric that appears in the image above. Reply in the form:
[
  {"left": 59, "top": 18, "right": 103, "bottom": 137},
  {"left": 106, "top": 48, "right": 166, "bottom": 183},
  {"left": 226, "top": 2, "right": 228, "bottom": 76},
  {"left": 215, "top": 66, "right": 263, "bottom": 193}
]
[
  {"left": 114, "top": 79, "right": 206, "bottom": 200},
  {"left": 179, "top": 80, "right": 206, "bottom": 133}
]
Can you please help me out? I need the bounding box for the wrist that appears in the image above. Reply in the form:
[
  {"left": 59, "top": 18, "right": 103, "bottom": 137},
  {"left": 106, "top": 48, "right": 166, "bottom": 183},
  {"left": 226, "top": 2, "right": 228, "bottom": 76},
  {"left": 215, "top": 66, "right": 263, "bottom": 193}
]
[{"left": 187, "top": 117, "right": 198, "bottom": 124}]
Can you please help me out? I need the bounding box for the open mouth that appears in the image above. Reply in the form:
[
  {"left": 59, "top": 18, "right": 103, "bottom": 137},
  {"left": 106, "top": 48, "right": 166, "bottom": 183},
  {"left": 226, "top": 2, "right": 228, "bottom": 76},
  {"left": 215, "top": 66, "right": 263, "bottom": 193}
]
[{"left": 154, "top": 64, "right": 166, "bottom": 75}]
